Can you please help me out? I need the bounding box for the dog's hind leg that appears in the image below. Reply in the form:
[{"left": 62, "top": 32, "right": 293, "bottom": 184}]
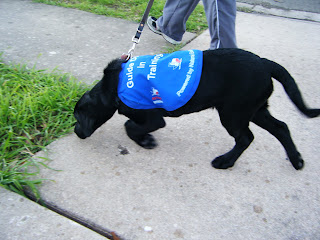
[
  {"left": 212, "top": 108, "right": 254, "bottom": 169},
  {"left": 124, "top": 110, "right": 166, "bottom": 149},
  {"left": 212, "top": 128, "right": 254, "bottom": 169},
  {"left": 251, "top": 106, "right": 304, "bottom": 170}
]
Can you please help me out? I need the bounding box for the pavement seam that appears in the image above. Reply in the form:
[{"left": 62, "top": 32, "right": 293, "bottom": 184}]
[{"left": 23, "top": 189, "right": 123, "bottom": 240}]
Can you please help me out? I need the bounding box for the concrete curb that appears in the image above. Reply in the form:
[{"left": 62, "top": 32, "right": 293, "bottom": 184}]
[{"left": 236, "top": 2, "right": 320, "bottom": 22}]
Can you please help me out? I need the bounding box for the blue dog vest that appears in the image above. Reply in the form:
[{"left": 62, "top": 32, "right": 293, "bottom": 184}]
[{"left": 118, "top": 50, "right": 203, "bottom": 111}]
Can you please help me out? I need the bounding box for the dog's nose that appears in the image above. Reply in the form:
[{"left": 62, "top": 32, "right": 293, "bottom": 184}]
[{"left": 74, "top": 123, "right": 87, "bottom": 139}]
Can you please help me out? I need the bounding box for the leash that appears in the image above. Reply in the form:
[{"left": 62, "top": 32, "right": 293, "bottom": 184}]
[{"left": 121, "top": 0, "right": 155, "bottom": 61}]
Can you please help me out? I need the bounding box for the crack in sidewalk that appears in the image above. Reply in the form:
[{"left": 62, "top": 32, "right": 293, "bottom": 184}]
[{"left": 23, "top": 190, "right": 123, "bottom": 240}]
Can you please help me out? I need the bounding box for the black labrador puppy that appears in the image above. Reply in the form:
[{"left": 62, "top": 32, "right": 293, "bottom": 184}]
[{"left": 74, "top": 48, "right": 320, "bottom": 170}]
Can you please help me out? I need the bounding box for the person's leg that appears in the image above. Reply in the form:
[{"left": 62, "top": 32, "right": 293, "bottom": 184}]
[
  {"left": 203, "top": 0, "right": 237, "bottom": 49},
  {"left": 157, "top": 0, "right": 200, "bottom": 42}
]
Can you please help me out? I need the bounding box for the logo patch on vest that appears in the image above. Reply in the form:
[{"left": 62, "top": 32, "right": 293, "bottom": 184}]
[
  {"left": 151, "top": 87, "right": 163, "bottom": 104},
  {"left": 118, "top": 50, "right": 203, "bottom": 111},
  {"left": 168, "top": 58, "right": 182, "bottom": 70}
]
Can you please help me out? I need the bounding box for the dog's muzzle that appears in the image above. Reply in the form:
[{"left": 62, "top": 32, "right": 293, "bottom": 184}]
[{"left": 74, "top": 123, "right": 88, "bottom": 139}]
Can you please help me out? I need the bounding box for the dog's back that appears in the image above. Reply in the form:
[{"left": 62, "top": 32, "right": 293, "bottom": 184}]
[{"left": 168, "top": 49, "right": 274, "bottom": 117}]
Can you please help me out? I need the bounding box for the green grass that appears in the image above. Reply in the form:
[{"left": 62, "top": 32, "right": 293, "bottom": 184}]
[
  {"left": 0, "top": 57, "right": 90, "bottom": 199},
  {"left": 237, "top": 6, "right": 254, "bottom": 13},
  {"left": 33, "top": 0, "right": 208, "bottom": 34}
]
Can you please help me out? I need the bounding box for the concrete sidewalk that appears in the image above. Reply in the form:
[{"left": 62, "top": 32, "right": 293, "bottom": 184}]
[
  {"left": 0, "top": 188, "right": 106, "bottom": 240},
  {"left": 1, "top": 0, "right": 320, "bottom": 239}
]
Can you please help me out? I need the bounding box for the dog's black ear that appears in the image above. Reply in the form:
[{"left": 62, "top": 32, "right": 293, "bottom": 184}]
[{"left": 100, "top": 94, "right": 109, "bottom": 106}]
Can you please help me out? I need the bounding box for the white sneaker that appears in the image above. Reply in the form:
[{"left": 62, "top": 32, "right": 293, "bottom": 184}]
[{"left": 147, "top": 16, "right": 182, "bottom": 45}]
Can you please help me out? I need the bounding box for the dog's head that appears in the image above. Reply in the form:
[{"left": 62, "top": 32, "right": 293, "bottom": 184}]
[
  {"left": 74, "top": 90, "right": 116, "bottom": 139},
  {"left": 74, "top": 59, "right": 124, "bottom": 139}
]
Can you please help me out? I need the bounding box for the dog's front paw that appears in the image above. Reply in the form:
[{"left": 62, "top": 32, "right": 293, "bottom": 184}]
[
  {"left": 136, "top": 134, "right": 157, "bottom": 149},
  {"left": 211, "top": 155, "right": 235, "bottom": 169}
]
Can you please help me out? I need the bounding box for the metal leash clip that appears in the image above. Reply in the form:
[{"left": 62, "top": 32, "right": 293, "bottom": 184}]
[
  {"left": 126, "top": 35, "right": 141, "bottom": 60},
  {"left": 121, "top": 0, "right": 154, "bottom": 61}
]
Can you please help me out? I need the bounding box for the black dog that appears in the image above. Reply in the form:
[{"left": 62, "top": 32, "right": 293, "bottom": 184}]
[{"left": 74, "top": 49, "right": 320, "bottom": 170}]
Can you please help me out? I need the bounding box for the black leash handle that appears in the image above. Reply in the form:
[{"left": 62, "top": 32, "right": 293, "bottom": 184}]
[
  {"left": 134, "top": 0, "right": 155, "bottom": 42},
  {"left": 122, "top": 0, "right": 155, "bottom": 60}
]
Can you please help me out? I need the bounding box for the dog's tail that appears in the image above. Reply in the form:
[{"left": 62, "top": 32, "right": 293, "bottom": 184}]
[{"left": 262, "top": 58, "right": 320, "bottom": 118}]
